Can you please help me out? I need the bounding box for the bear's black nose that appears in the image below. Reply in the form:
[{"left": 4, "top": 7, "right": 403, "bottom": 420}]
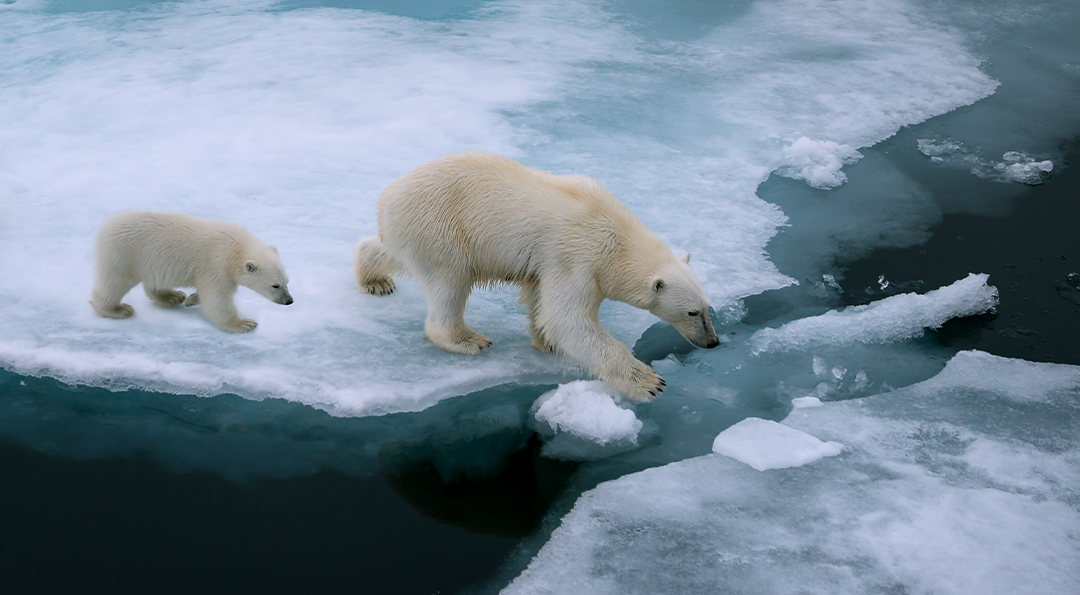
[
  {"left": 706, "top": 339, "right": 720, "bottom": 349},
  {"left": 284, "top": 297, "right": 294, "bottom": 305}
]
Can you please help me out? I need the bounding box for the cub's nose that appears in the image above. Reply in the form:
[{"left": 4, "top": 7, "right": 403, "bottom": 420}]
[
  {"left": 706, "top": 338, "right": 720, "bottom": 349},
  {"left": 284, "top": 296, "right": 294, "bottom": 306}
]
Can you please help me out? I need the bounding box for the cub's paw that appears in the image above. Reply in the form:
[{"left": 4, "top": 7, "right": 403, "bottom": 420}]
[
  {"left": 93, "top": 302, "right": 135, "bottom": 319},
  {"left": 621, "top": 360, "right": 666, "bottom": 402},
  {"left": 184, "top": 293, "right": 200, "bottom": 307},
  {"left": 361, "top": 277, "right": 395, "bottom": 296},
  {"left": 151, "top": 289, "right": 186, "bottom": 308},
  {"left": 222, "top": 318, "right": 258, "bottom": 333}
]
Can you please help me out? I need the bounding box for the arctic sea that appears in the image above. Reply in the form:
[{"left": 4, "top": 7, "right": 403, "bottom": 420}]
[{"left": 1, "top": 0, "right": 1079, "bottom": 593}]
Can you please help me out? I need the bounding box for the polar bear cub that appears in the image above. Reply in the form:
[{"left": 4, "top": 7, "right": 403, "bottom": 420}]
[
  {"left": 90, "top": 210, "right": 293, "bottom": 332},
  {"left": 354, "top": 152, "right": 719, "bottom": 402}
]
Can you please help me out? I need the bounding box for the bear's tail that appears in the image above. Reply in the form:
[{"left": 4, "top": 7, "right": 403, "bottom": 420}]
[{"left": 353, "top": 236, "right": 402, "bottom": 295}]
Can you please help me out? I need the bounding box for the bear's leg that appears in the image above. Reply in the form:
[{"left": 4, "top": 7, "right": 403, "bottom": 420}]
[
  {"left": 90, "top": 275, "right": 138, "bottom": 319},
  {"left": 419, "top": 275, "right": 491, "bottom": 355},
  {"left": 198, "top": 286, "right": 257, "bottom": 333},
  {"left": 144, "top": 286, "right": 187, "bottom": 308},
  {"left": 519, "top": 278, "right": 557, "bottom": 353},
  {"left": 537, "top": 277, "right": 664, "bottom": 402},
  {"left": 354, "top": 236, "right": 398, "bottom": 295}
]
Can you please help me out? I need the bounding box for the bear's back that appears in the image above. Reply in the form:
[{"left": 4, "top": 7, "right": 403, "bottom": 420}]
[{"left": 377, "top": 153, "right": 655, "bottom": 280}]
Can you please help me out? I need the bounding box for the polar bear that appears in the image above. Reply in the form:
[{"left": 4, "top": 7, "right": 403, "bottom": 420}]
[
  {"left": 353, "top": 153, "right": 719, "bottom": 401},
  {"left": 90, "top": 210, "right": 293, "bottom": 332}
]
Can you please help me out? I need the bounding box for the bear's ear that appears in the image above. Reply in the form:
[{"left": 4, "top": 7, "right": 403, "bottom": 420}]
[
  {"left": 245, "top": 261, "right": 259, "bottom": 273},
  {"left": 269, "top": 245, "right": 278, "bottom": 254},
  {"left": 653, "top": 278, "right": 665, "bottom": 293},
  {"left": 679, "top": 252, "right": 691, "bottom": 264}
]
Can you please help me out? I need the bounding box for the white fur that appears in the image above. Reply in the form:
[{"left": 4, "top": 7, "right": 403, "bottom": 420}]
[
  {"left": 354, "top": 153, "right": 719, "bottom": 401},
  {"left": 90, "top": 210, "right": 293, "bottom": 333}
]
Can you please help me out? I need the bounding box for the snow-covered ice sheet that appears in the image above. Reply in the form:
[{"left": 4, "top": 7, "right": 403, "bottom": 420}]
[
  {"left": 711, "top": 417, "right": 842, "bottom": 471},
  {"left": 503, "top": 350, "right": 1080, "bottom": 594},
  {"left": 0, "top": 0, "right": 997, "bottom": 415},
  {"left": 748, "top": 273, "right": 999, "bottom": 355}
]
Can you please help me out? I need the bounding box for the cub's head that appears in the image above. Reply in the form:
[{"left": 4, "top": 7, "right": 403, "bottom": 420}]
[
  {"left": 238, "top": 245, "right": 294, "bottom": 306},
  {"left": 647, "top": 252, "right": 719, "bottom": 350}
]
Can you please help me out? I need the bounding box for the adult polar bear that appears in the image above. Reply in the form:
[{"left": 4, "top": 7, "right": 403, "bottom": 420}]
[{"left": 354, "top": 153, "right": 719, "bottom": 402}]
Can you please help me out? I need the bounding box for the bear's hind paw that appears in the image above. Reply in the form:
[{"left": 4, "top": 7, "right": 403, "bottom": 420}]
[
  {"left": 184, "top": 293, "right": 200, "bottom": 307},
  {"left": 361, "top": 277, "right": 396, "bottom": 296},
  {"left": 149, "top": 289, "right": 186, "bottom": 308}
]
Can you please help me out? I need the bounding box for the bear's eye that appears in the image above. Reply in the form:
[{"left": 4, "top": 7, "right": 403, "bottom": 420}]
[
  {"left": 272, "top": 284, "right": 281, "bottom": 289},
  {"left": 688, "top": 310, "right": 699, "bottom": 317}
]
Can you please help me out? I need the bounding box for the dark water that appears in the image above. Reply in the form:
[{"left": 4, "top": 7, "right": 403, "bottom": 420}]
[{"left": 0, "top": 375, "right": 577, "bottom": 594}]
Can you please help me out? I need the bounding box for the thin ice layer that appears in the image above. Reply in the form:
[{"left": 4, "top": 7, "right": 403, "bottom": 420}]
[
  {"left": 0, "top": 0, "right": 997, "bottom": 415},
  {"left": 748, "top": 273, "right": 999, "bottom": 355},
  {"left": 711, "top": 417, "right": 842, "bottom": 471},
  {"left": 503, "top": 351, "right": 1080, "bottom": 594}
]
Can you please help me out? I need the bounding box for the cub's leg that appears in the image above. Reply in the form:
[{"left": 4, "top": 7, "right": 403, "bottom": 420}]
[
  {"left": 519, "top": 278, "right": 556, "bottom": 353},
  {"left": 184, "top": 293, "right": 200, "bottom": 307},
  {"left": 418, "top": 274, "right": 491, "bottom": 355},
  {"left": 354, "top": 236, "right": 399, "bottom": 295},
  {"left": 536, "top": 275, "right": 665, "bottom": 402},
  {"left": 90, "top": 273, "right": 138, "bottom": 319},
  {"left": 197, "top": 285, "right": 256, "bottom": 333},
  {"left": 144, "top": 286, "right": 187, "bottom": 308}
]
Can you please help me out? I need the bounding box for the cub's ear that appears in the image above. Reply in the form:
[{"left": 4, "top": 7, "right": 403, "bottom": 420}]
[
  {"left": 653, "top": 278, "right": 665, "bottom": 292},
  {"left": 679, "top": 252, "right": 691, "bottom": 264},
  {"left": 245, "top": 261, "right": 259, "bottom": 273},
  {"left": 269, "top": 245, "right": 278, "bottom": 253}
]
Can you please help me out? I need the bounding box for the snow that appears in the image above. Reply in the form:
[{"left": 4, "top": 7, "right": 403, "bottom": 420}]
[{"left": 711, "top": 417, "right": 842, "bottom": 471}]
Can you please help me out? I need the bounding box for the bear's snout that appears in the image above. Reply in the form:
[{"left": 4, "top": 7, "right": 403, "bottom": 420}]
[
  {"left": 282, "top": 295, "right": 294, "bottom": 306},
  {"left": 705, "top": 338, "right": 720, "bottom": 349}
]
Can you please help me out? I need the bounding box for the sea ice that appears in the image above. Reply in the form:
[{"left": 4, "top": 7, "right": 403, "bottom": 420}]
[
  {"left": 0, "top": 0, "right": 999, "bottom": 416},
  {"left": 504, "top": 351, "right": 1080, "bottom": 594},
  {"left": 748, "top": 273, "right": 998, "bottom": 355},
  {"left": 711, "top": 417, "right": 842, "bottom": 471},
  {"left": 777, "top": 137, "right": 863, "bottom": 189},
  {"left": 530, "top": 381, "right": 642, "bottom": 460}
]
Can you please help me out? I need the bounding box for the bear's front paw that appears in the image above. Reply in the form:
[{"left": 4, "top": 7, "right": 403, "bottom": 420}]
[
  {"left": 99, "top": 303, "right": 134, "bottom": 319},
  {"left": 184, "top": 293, "right": 200, "bottom": 307},
  {"left": 222, "top": 318, "right": 258, "bottom": 333},
  {"left": 427, "top": 329, "right": 492, "bottom": 355},
  {"left": 621, "top": 360, "right": 666, "bottom": 403},
  {"left": 362, "top": 277, "right": 395, "bottom": 296}
]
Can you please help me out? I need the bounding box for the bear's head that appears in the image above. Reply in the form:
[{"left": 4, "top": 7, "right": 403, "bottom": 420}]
[
  {"left": 647, "top": 252, "right": 719, "bottom": 350},
  {"left": 238, "top": 245, "right": 294, "bottom": 306}
]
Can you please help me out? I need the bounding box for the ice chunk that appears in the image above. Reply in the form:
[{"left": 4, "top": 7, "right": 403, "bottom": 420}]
[
  {"left": 792, "top": 396, "right": 824, "bottom": 408},
  {"left": 711, "top": 417, "right": 842, "bottom": 471},
  {"left": 748, "top": 273, "right": 998, "bottom": 354},
  {"left": 777, "top": 137, "right": 863, "bottom": 189},
  {"left": 917, "top": 138, "right": 1054, "bottom": 185},
  {"left": 504, "top": 351, "right": 1080, "bottom": 594},
  {"left": 530, "top": 381, "right": 642, "bottom": 460}
]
